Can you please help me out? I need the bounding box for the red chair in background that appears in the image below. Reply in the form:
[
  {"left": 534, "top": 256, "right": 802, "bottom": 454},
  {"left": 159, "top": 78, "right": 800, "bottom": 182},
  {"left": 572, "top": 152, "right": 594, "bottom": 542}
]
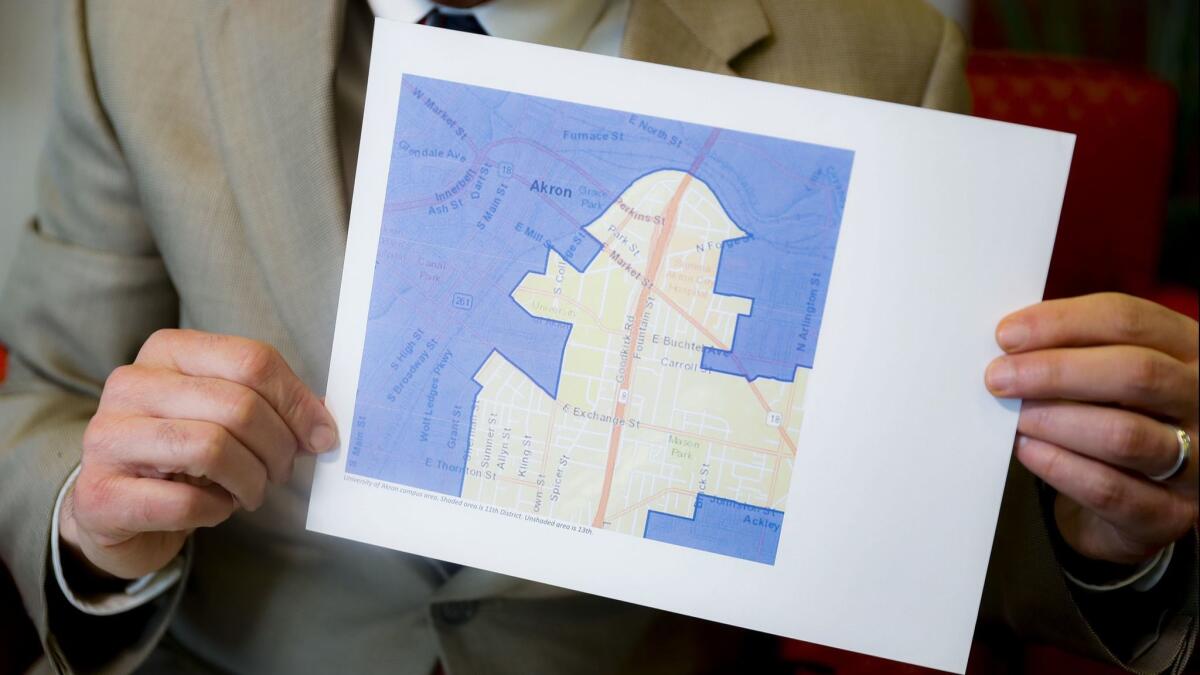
[{"left": 969, "top": 50, "right": 1198, "bottom": 318}]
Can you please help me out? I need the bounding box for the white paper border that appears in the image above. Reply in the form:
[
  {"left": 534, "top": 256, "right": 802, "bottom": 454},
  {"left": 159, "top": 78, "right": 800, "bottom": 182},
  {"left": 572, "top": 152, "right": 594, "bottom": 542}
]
[{"left": 309, "top": 21, "right": 1074, "bottom": 673}]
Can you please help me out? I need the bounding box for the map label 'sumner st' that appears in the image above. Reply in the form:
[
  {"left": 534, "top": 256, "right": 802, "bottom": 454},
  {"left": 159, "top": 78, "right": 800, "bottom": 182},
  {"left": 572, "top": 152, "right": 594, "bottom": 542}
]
[{"left": 346, "top": 74, "right": 852, "bottom": 566}]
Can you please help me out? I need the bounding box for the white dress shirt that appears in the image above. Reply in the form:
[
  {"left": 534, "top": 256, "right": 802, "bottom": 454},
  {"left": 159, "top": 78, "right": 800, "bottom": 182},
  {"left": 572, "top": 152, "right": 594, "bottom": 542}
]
[{"left": 368, "top": 0, "right": 630, "bottom": 55}]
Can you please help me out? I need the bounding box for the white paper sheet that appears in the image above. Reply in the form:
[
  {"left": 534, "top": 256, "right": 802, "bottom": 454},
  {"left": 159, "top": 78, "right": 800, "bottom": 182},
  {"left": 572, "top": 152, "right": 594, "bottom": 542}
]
[{"left": 308, "top": 20, "right": 1073, "bottom": 673}]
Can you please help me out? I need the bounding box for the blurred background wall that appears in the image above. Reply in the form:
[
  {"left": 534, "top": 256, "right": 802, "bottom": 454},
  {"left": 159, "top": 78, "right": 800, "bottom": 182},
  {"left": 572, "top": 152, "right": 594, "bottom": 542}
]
[{"left": 0, "top": 1, "right": 55, "bottom": 285}]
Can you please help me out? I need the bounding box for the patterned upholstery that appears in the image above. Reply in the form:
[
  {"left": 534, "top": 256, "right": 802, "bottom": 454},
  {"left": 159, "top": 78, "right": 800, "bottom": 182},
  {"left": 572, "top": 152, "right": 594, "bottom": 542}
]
[{"left": 969, "top": 51, "right": 1196, "bottom": 318}]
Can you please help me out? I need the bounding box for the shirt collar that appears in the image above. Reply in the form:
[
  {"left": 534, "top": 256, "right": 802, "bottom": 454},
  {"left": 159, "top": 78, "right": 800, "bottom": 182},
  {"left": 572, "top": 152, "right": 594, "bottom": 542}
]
[{"left": 366, "top": 0, "right": 611, "bottom": 50}]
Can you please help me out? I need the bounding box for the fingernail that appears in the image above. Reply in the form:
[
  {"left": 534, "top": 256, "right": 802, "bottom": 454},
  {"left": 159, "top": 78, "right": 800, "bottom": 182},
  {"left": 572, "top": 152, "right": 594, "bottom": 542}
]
[
  {"left": 986, "top": 360, "right": 1015, "bottom": 395},
  {"left": 310, "top": 423, "right": 338, "bottom": 453},
  {"left": 996, "top": 321, "right": 1029, "bottom": 351}
]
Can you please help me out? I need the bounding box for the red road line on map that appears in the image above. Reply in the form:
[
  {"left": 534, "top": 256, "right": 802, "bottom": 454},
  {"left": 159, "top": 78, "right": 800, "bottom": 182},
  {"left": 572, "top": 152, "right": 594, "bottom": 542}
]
[
  {"left": 773, "top": 371, "right": 801, "bottom": 462},
  {"left": 592, "top": 197, "right": 735, "bottom": 349},
  {"left": 706, "top": 321, "right": 797, "bottom": 456},
  {"left": 592, "top": 131, "right": 727, "bottom": 528},
  {"left": 637, "top": 424, "right": 782, "bottom": 456},
  {"left": 715, "top": 136, "right": 836, "bottom": 192},
  {"left": 671, "top": 330, "right": 791, "bottom": 441},
  {"left": 606, "top": 487, "right": 699, "bottom": 522},
  {"left": 385, "top": 173, "right": 583, "bottom": 234},
  {"left": 647, "top": 289, "right": 730, "bottom": 351},
  {"left": 539, "top": 406, "right": 558, "bottom": 475},
  {"left": 600, "top": 207, "right": 638, "bottom": 249},
  {"left": 746, "top": 377, "right": 798, "bottom": 456},
  {"left": 591, "top": 173, "right": 695, "bottom": 528},
  {"left": 689, "top": 130, "right": 722, "bottom": 174},
  {"left": 781, "top": 370, "right": 800, "bottom": 429},
  {"left": 487, "top": 137, "right": 612, "bottom": 193},
  {"left": 765, "top": 455, "right": 784, "bottom": 506},
  {"left": 510, "top": 174, "right": 581, "bottom": 227},
  {"left": 385, "top": 136, "right": 611, "bottom": 213},
  {"left": 752, "top": 348, "right": 800, "bottom": 456}
]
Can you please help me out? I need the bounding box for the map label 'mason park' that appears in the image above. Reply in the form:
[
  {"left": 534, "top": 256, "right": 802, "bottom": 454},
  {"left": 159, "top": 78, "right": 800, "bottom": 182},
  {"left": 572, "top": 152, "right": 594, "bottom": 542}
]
[{"left": 348, "top": 75, "right": 853, "bottom": 565}]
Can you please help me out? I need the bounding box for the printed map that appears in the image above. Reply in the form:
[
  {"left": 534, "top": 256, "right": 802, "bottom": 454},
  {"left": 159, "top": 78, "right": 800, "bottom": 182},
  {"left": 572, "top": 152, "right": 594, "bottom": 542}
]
[{"left": 347, "top": 75, "right": 853, "bottom": 564}]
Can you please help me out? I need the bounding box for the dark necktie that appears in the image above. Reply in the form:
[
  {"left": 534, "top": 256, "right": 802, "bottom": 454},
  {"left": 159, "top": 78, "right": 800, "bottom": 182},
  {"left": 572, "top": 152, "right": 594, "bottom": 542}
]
[{"left": 420, "top": 8, "right": 488, "bottom": 35}]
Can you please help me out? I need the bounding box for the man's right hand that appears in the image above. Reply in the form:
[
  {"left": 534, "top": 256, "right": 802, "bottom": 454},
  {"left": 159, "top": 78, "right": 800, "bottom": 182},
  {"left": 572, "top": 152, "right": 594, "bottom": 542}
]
[{"left": 59, "top": 329, "right": 339, "bottom": 580}]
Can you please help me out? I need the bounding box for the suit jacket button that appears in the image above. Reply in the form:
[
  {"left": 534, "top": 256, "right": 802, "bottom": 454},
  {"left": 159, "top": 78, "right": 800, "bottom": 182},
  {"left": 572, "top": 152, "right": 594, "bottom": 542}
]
[{"left": 435, "top": 601, "right": 478, "bottom": 626}]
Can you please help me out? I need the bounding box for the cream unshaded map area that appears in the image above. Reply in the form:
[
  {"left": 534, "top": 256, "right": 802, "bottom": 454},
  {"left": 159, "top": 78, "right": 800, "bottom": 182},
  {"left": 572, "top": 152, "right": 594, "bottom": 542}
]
[{"left": 464, "top": 171, "right": 806, "bottom": 554}]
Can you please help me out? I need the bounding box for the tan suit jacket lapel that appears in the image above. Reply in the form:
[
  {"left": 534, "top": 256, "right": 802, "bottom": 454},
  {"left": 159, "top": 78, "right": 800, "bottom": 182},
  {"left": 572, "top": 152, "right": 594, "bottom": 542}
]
[
  {"left": 197, "top": 0, "right": 350, "bottom": 386},
  {"left": 622, "top": 0, "right": 771, "bottom": 74}
]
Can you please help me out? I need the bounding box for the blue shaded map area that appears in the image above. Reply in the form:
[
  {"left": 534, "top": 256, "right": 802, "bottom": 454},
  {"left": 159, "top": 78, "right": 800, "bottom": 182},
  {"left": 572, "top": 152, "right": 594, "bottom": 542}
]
[
  {"left": 644, "top": 495, "right": 784, "bottom": 565},
  {"left": 348, "top": 74, "right": 852, "bottom": 503}
]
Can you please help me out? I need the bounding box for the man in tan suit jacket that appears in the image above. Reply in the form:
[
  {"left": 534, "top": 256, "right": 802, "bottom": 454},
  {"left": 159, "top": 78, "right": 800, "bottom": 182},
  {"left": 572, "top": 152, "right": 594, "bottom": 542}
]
[{"left": 1, "top": 1, "right": 1196, "bottom": 673}]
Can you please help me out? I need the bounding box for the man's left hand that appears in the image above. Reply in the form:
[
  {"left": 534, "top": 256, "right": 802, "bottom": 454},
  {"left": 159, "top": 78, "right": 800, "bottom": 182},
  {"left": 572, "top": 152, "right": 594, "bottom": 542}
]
[{"left": 986, "top": 293, "right": 1199, "bottom": 566}]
